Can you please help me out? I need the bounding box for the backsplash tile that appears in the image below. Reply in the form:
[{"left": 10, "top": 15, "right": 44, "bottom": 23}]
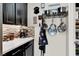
[
  {"left": 3, "top": 24, "right": 21, "bottom": 35},
  {"left": 3, "top": 24, "right": 35, "bottom": 41}
]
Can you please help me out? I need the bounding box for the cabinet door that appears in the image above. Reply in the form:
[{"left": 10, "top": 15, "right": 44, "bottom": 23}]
[
  {"left": 3, "top": 3, "right": 16, "bottom": 24},
  {"left": 24, "top": 40, "right": 34, "bottom": 56},
  {"left": 16, "top": 3, "right": 27, "bottom": 26},
  {"left": 25, "top": 45, "right": 33, "bottom": 56}
]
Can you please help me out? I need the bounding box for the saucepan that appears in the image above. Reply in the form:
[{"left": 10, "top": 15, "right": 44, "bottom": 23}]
[
  {"left": 48, "top": 17, "right": 57, "bottom": 36},
  {"left": 57, "top": 17, "right": 66, "bottom": 32}
]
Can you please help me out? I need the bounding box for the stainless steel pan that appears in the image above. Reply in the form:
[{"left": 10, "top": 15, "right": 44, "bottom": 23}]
[
  {"left": 48, "top": 17, "right": 57, "bottom": 36},
  {"left": 57, "top": 17, "right": 66, "bottom": 32}
]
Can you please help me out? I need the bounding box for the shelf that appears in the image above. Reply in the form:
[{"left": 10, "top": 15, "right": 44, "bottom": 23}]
[
  {"left": 76, "top": 20, "right": 79, "bottom": 29},
  {"left": 76, "top": 20, "right": 79, "bottom": 25},
  {"left": 43, "top": 12, "right": 68, "bottom": 19},
  {"left": 76, "top": 7, "right": 79, "bottom": 11},
  {"left": 76, "top": 25, "right": 79, "bottom": 29},
  {"left": 76, "top": 39, "right": 79, "bottom": 41},
  {"left": 76, "top": 29, "right": 79, "bottom": 32},
  {"left": 76, "top": 48, "right": 79, "bottom": 50}
]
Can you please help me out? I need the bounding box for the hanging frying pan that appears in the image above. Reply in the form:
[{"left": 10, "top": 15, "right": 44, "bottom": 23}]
[
  {"left": 57, "top": 16, "right": 66, "bottom": 32},
  {"left": 48, "top": 17, "right": 57, "bottom": 36}
]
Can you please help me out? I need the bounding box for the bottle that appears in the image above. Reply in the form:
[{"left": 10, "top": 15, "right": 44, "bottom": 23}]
[{"left": 20, "top": 29, "right": 26, "bottom": 38}]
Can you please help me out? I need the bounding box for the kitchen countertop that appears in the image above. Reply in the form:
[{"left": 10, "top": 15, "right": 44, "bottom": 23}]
[{"left": 2, "top": 37, "right": 34, "bottom": 54}]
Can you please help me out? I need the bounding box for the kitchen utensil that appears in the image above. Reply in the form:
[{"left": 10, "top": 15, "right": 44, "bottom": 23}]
[
  {"left": 44, "top": 10, "right": 50, "bottom": 16},
  {"left": 57, "top": 16, "right": 66, "bottom": 32},
  {"left": 20, "top": 29, "right": 26, "bottom": 38},
  {"left": 58, "top": 7, "right": 66, "bottom": 13},
  {"left": 58, "top": 7, "right": 61, "bottom": 13},
  {"left": 48, "top": 17, "right": 57, "bottom": 36}
]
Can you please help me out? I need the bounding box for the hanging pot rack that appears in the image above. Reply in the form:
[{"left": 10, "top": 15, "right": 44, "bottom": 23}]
[
  {"left": 42, "top": 7, "right": 68, "bottom": 19},
  {"left": 42, "top": 12, "right": 68, "bottom": 19}
]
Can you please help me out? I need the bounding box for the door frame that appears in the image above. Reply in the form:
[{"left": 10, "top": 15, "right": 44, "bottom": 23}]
[{"left": 67, "top": 3, "right": 76, "bottom": 56}]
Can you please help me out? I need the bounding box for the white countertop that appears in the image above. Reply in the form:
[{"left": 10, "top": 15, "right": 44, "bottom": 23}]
[{"left": 2, "top": 37, "right": 34, "bottom": 54}]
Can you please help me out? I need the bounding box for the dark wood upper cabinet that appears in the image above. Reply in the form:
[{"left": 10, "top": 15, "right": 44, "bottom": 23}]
[
  {"left": 3, "top": 3, "right": 27, "bottom": 26},
  {"left": 16, "top": 3, "right": 27, "bottom": 26},
  {"left": 3, "top": 3, "right": 16, "bottom": 24}
]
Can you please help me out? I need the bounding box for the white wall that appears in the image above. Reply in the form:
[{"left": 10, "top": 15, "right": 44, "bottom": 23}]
[
  {"left": 28, "top": 3, "right": 42, "bottom": 56},
  {"left": 28, "top": 3, "right": 69, "bottom": 56},
  {"left": 44, "top": 17, "right": 68, "bottom": 56}
]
